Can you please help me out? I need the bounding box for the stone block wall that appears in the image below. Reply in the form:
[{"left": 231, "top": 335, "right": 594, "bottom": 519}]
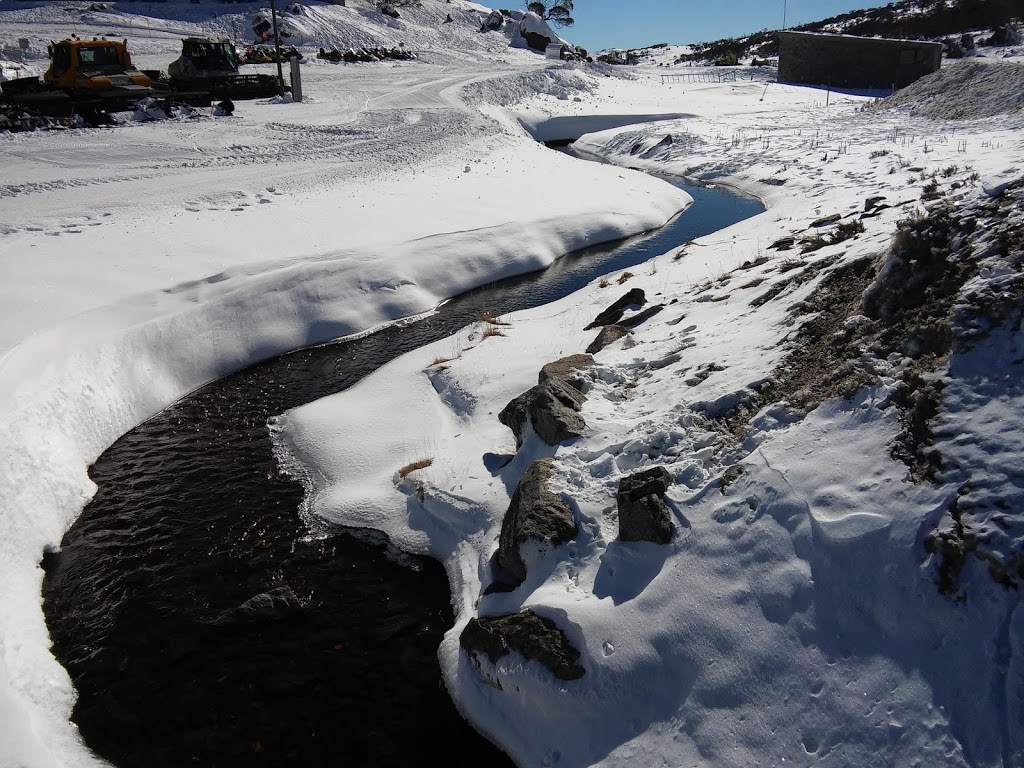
[{"left": 778, "top": 31, "right": 942, "bottom": 90}]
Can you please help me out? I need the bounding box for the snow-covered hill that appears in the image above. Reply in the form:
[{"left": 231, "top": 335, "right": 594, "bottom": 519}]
[
  {"left": 1, "top": 2, "right": 1023, "bottom": 768},
  {"left": 0, "top": 0, "right": 569, "bottom": 81},
  {"left": 610, "top": 0, "right": 1023, "bottom": 67}
]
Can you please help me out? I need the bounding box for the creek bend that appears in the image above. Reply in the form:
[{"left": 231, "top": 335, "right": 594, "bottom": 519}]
[{"left": 42, "top": 175, "right": 763, "bottom": 767}]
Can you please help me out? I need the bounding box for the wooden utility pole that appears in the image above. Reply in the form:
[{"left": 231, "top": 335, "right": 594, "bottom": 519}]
[{"left": 270, "top": 0, "right": 285, "bottom": 96}]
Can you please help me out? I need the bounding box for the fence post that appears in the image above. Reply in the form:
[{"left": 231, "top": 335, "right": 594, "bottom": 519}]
[{"left": 290, "top": 56, "right": 303, "bottom": 102}]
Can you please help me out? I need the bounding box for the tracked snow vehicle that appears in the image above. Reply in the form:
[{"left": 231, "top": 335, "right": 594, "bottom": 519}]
[
  {"left": 0, "top": 37, "right": 166, "bottom": 118},
  {"left": 167, "top": 38, "right": 282, "bottom": 100}
]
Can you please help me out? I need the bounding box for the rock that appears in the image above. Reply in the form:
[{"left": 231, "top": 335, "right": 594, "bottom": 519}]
[
  {"left": 496, "top": 459, "right": 577, "bottom": 585},
  {"left": 538, "top": 354, "right": 593, "bottom": 387},
  {"left": 529, "top": 377, "right": 587, "bottom": 444},
  {"left": 499, "top": 355, "right": 593, "bottom": 448},
  {"left": 620, "top": 304, "right": 664, "bottom": 328},
  {"left": 586, "top": 324, "right": 631, "bottom": 354},
  {"left": 212, "top": 585, "right": 302, "bottom": 625},
  {"left": 769, "top": 236, "right": 796, "bottom": 251},
  {"left": 520, "top": 28, "right": 554, "bottom": 53},
  {"left": 482, "top": 9, "right": 503, "bottom": 31},
  {"left": 585, "top": 288, "right": 646, "bottom": 329},
  {"left": 498, "top": 382, "right": 585, "bottom": 449},
  {"left": 810, "top": 213, "right": 842, "bottom": 228},
  {"left": 461, "top": 610, "right": 585, "bottom": 681},
  {"left": 617, "top": 467, "right": 674, "bottom": 544}
]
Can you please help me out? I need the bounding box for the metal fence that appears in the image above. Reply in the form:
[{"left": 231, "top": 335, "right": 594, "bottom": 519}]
[
  {"left": 661, "top": 69, "right": 776, "bottom": 84},
  {"left": 662, "top": 71, "right": 735, "bottom": 84}
]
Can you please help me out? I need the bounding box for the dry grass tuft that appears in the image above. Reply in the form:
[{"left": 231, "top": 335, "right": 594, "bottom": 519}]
[
  {"left": 598, "top": 278, "right": 611, "bottom": 288},
  {"left": 617, "top": 271, "right": 635, "bottom": 284},
  {"left": 397, "top": 458, "right": 433, "bottom": 478},
  {"left": 481, "top": 325, "right": 506, "bottom": 338},
  {"left": 478, "top": 310, "right": 511, "bottom": 326}
]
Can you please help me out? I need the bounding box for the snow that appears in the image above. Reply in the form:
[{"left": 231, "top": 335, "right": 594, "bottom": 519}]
[{"left": 2, "top": 2, "right": 1023, "bottom": 768}]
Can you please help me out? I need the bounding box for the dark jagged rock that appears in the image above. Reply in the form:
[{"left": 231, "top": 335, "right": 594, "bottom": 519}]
[
  {"left": 499, "top": 355, "right": 593, "bottom": 448},
  {"left": 585, "top": 288, "right": 646, "bottom": 329},
  {"left": 586, "top": 324, "right": 631, "bottom": 354},
  {"left": 620, "top": 304, "right": 664, "bottom": 328},
  {"left": 617, "top": 467, "right": 675, "bottom": 544},
  {"left": 211, "top": 585, "right": 302, "bottom": 625},
  {"left": 461, "top": 610, "right": 585, "bottom": 681},
  {"left": 496, "top": 459, "right": 577, "bottom": 585}
]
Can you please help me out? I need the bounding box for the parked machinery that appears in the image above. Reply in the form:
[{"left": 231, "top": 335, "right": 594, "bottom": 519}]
[
  {"left": 0, "top": 37, "right": 162, "bottom": 117},
  {"left": 166, "top": 37, "right": 282, "bottom": 100}
]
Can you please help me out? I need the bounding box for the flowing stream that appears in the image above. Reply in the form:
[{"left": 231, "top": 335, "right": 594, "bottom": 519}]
[{"left": 42, "top": 172, "right": 764, "bottom": 767}]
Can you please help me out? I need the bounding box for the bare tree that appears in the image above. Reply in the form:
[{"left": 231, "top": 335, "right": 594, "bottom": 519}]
[{"left": 526, "top": 1, "right": 575, "bottom": 28}]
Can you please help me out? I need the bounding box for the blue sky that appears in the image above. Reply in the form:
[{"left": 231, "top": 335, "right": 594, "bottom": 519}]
[{"left": 559, "top": 1, "right": 889, "bottom": 51}]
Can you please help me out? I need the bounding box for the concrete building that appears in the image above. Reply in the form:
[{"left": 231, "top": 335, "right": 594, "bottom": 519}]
[{"left": 778, "top": 30, "right": 942, "bottom": 90}]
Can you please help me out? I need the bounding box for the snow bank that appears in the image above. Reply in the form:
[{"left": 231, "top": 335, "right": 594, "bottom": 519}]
[{"left": 876, "top": 59, "right": 1024, "bottom": 119}]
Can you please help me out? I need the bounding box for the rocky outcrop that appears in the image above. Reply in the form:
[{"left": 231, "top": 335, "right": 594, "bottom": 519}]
[
  {"left": 211, "top": 585, "right": 302, "bottom": 625},
  {"left": 617, "top": 467, "right": 675, "bottom": 544},
  {"left": 461, "top": 610, "right": 585, "bottom": 681},
  {"left": 495, "top": 459, "right": 576, "bottom": 586},
  {"left": 499, "top": 354, "right": 593, "bottom": 448},
  {"left": 585, "top": 288, "right": 646, "bottom": 330},
  {"left": 521, "top": 28, "right": 552, "bottom": 52},
  {"left": 586, "top": 324, "right": 631, "bottom": 354},
  {"left": 482, "top": 9, "right": 503, "bottom": 31}
]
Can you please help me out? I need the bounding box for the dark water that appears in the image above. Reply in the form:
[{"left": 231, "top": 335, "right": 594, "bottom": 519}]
[{"left": 41, "top": 177, "right": 763, "bottom": 768}]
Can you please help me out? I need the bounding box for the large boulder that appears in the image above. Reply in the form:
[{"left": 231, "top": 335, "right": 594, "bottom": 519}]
[
  {"left": 461, "top": 610, "right": 585, "bottom": 681},
  {"left": 496, "top": 459, "right": 577, "bottom": 585},
  {"left": 617, "top": 467, "right": 674, "bottom": 544},
  {"left": 482, "top": 9, "right": 504, "bottom": 31},
  {"left": 499, "top": 354, "right": 593, "bottom": 448},
  {"left": 517, "top": 11, "right": 560, "bottom": 53}
]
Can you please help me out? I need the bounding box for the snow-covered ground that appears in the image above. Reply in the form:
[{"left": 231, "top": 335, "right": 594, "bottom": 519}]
[{"left": 2, "top": 2, "right": 1023, "bottom": 767}]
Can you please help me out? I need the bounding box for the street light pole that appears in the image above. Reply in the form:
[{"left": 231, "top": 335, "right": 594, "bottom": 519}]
[{"left": 269, "top": 0, "right": 285, "bottom": 96}]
